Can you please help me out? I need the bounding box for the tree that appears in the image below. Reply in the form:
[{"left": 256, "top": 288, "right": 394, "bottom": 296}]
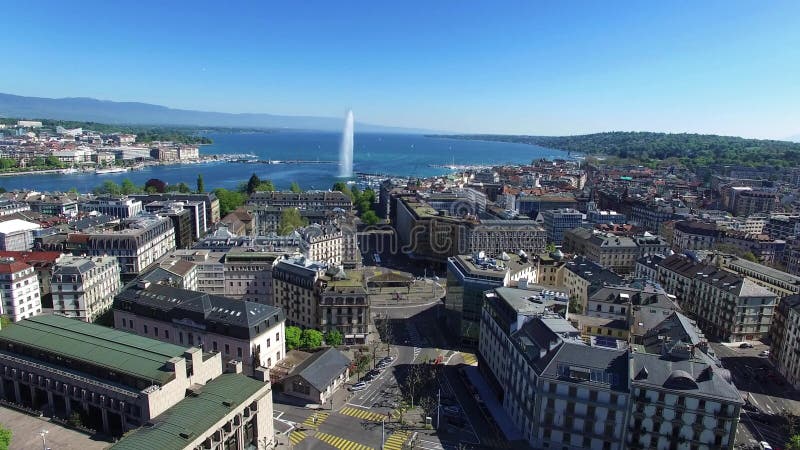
[
  {"left": 45, "top": 155, "right": 63, "bottom": 167},
  {"left": 787, "top": 435, "right": 800, "bottom": 450},
  {"left": 568, "top": 297, "right": 583, "bottom": 314},
  {"left": 376, "top": 314, "right": 393, "bottom": 356},
  {"left": 354, "top": 352, "right": 370, "bottom": 380},
  {"left": 31, "top": 156, "right": 45, "bottom": 167},
  {"left": 145, "top": 178, "right": 166, "bottom": 193},
  {"left": 324, "top": 329, "right": 343, "bottom": 347},
  {"left": 279, "top": 207, "right": 308, "bottom": 235},
  {"left": 94, "top": 180, "right": 122, "bottom": 195},
  {"left": 177, "top": 182, "right": 192, "bottom": 193},
  {"left": 246, "top": 173, "right": 261, "bottom": 195},
  {"left": 742, "top": 251, "right": 759, "bottom": 263},
  {"left": 196, "top": 174, "right": 205, "bottom": 193},
  {"left": 331, "top": 181, "right": 353, "bottom": 200},
  {"left": 0, "top": 158, "right": 17, "bottom": 170},
  {"left": 257, "top": 180, "right": 276, "bottom": 192},
  {"left": 418, "top": 395, "right": 438, "bottom": 422},
  {"left": 0, "top": 424, "right": 11, "bottom": 450},
  {"left": 285, "top": 326, "right": 302, "bottom": 350},
  {"left": 403, "top": 363, "right": 426, "bottom": 408},
  {"left": 361, "top": 210, "right": 379, "bottom": 226},
  {"left": 300, "top": 329, "right": 324, "bottom": 349},
  {"left": 545, "top": 242, "right": 557, "bottom": 253},
  {"left": 0, "top": 316, "right": 10, "bottom": 330},
  {"left": 120, "top": 179, "right": 140, "bottom": 195},
  {"left": 214, "top": 188, "right": 246, "bottom": 216},
  {"left": 290, "top": 181, "right": 302, "bottom": 193}
]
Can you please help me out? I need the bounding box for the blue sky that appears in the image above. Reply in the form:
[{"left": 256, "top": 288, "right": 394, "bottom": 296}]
[{"left": 2, "top": 1, "right": 799, "bottom": 138}]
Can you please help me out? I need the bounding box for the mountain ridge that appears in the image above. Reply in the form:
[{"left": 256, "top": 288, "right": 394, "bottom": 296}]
[{"left": 0, "top": 92, "right": 434, "bottom": 134}]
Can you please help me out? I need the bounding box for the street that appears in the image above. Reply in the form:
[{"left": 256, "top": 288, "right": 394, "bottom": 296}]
[{"left": 711, "top": 342, "right": 800, "bottom": 449}]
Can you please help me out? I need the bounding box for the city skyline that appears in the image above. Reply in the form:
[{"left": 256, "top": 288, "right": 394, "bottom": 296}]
[{"left": 2, "top": 1, "right": 799, "bottom": 139}]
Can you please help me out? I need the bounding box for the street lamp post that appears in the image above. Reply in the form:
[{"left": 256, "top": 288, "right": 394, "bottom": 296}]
[
  {"left": 436, "top": 388, "right": 441, "bottom": 430},
  {"left": 39, "top": 429, "right": 49, "bottom": 450}
]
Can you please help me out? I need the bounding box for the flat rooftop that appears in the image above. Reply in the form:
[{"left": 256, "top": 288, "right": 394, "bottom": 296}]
[
  {"left": 110, "top": 373, "right": 269, "bottom": 450},
  {"left": 0, "top": 314, "right": 188, "bottom": 385}
]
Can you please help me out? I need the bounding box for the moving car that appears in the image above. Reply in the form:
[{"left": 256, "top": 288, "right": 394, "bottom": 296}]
[
  {"left": 350, "top": 382, "right": 368, "bottom": 391},
  {"left": 759, "top": 350, "right": 770, "bottom": 357},
  {"left": 739, "top": 342, "right": 754, "bottom": 349}
]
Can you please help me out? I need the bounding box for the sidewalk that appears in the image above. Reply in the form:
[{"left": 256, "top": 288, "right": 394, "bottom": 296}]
[{"left": 463, "top": 366, "right": 523, "bottom": 441}]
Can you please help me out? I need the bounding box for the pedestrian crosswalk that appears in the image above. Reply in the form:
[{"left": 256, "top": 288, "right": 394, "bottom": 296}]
[
  {"left": 340, "top": 406, "right": 387, "bottom": 422},
  {"left": 383, "top": 430, "right": 410, "bottom": 450},
  {"left": 289, "top": 430, "right": 307, "bottom": 446},
  {"left": 461, "top": 352, "right": 477, "bottom": 365},
  {"left": 314, "top": 431, "right": 374, "bottom": 450},
  {"left": 302, "top": 411, "right": 329, "bottom": 429}
]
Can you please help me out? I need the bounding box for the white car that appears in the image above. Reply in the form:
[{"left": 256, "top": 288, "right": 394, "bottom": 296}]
[
  {"left": 759, "top": 441, "right": 773, "bottom": 450},
  {"left": 759, "top": 350, "right": 770, "bottom": 357},
  {"left": 349, "top": 382, "right": 367, "bottom": 391}
]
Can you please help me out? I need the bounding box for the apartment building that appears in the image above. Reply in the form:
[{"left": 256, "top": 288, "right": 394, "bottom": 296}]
[
  {"left": 170, "top": 249, "right": 226, "bottom": 295},
  {"left": 86, "top": 214, "right": 176, "bottom": 279},
  {"left": 445, "top": 252, "right": 538, "bottom": 346},
  {"left": 460, "top": 220, "right": 547, "bottom": 256},
  {"left": 542, "top": 208, "right": 583, "bottom": 245},
  {"left": 0, "top": 219, "right": 40, "bottom": 251},
  {"left": 141, "top": 258, "right": 198, "bottom": 291},
  {"left": 562, "top": 256, "right": 624, "bottom": 308},
  {"left": 223, "top": 248, "right": 281, "bottom": 304},
  {"left": 51, "top": 255, "right": 121, "bottom": 322},
  {"left": 318, "top": 270, "right": 370, "bottom": 344},
  {"left": 80, "top": 196, "right": 143, "bottom": 219},
  {"left": 247, "top": 191, "right": 352, "bottom": 234},
  {"left": 271, "top": 256, "right": 327, "bottom": 329},
  {"left": 298, "top": 223, "right": 343, "bottom": 266},
  {"left": 769, "top": 295, "right": 800, "bottom": 389},
  {"left": 657, "top": 254, "right": 777, "bottom": 342},
  {"left": 563, "top": 229, "right": 639, "bottom": 274},
  {"left": 0, "top": 257, "right": 41, "bottom": 322},
  {"left": 114, "top": 282, "right": 285, "bottom": 372}
]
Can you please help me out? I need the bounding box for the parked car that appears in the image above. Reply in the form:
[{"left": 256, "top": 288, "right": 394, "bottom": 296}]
[
  {"left": 383, "top": 356, "right": 395, "bottom": 363},
  {"left": 350, "top": 382, "right": 367, "bottom": 391},
  {"left": 740, "top": 342, "right": 754, "bottom": 349},
  {"left": 759, "top": 441, "right": 773, "bottom": 450},
  {"left": 443, "top": 406, "right": 462, "bottom": 415},
  {"left": 759, "top": 350, "right": 770, "bottom": 357}
]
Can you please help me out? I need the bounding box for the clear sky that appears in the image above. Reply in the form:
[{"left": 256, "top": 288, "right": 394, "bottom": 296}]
[{"left": 2, "top": 0, "right": 799, "bottom": 138}]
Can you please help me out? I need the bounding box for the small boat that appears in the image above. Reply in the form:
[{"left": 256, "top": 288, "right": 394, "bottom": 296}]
[
  {"left": 59, "top": 168, "right": 78, "bottom": 174},
  {"left": 95, "top": 167, "right": 129, "bottom": 174}
]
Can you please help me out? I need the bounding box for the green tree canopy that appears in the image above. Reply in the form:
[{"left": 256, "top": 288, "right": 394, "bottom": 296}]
[
  {"left": 145, "top": 178, "right": 166, "bottom": 193},
  {"left": 279, "top": 207, "right": 308, "bottom": 235},
  {"left": 285, "top": 326, "right": 302, "bottom": 351},
  {"left": 300, "top": 329, "right": 324, "bottom": 349},
  {"left": 94, "top": 180, "right": 122, "bottom": 195},
  {"left": 787, "top": 435, "right": 800, "bottom": 450},
  {"left": 45, "top": 155, "right": 63, "bottom": 167},
  {"left": 196, "top": 174, "right": 205, "bottom": 193},
  {"left": 213, "top": 188, "right": 246, "bottom": 216},
  {"left": 361, "top": 210, "right": 379, "bottom": 226},
  {"left": 0, "top": 424, "right": 11, "bottom": 450},
  {"left": 290, "top": 181, "right": 302, "bottom": 193},
  {"left": 0, "top": 158, "right": 17, "bottom": 170},
  {"left": 324, "top": 329, "right": 343, "bottom": 347},
  {"left": 246, "top": 174, "right": 261, "bottom": 195},
  {"left": 120, "top": 179, "right": 140, "bottom": 195}
]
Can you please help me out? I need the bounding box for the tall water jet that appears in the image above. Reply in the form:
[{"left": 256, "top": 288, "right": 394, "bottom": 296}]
[{"left": 338, "top": 109, "right": 354, "bottom": 178}]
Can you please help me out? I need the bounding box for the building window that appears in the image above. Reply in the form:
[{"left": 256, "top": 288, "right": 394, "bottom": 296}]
[
  {"left": 179, "top": 332, "right": 183, "bottom": 344},
  {"left": 122, "top": 318, "right": 127, "bottom": 328},
  {"left": 213, "top": 341, "right": 218, "bottom": 351},
  {"left": 237, "top": 347, "right": 243, "bottom": 358},
  {"left": 143, "top": 325, "right": 148, "bottom": 334},
  {"left": 154, "top": 327, "right": 158, "bottom": 336},
  {"left": 266, "top": 338, "right": 271, "bottom": 348},
  {"left": 165, "top": 329, "right": 169, "bottom": 339},
  {"left": 276, "top": 332, "right": 280, "bottom": 341},
  {"left": 225, "top": 344, "right": 230, "bottom": 355}
]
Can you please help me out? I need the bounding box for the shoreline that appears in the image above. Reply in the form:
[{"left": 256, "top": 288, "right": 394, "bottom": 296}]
[{"left": 0, "top": 157, "right": 226, "bottom": 178}]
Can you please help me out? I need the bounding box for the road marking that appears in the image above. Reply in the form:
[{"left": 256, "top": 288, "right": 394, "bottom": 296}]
[
  {"left": 461, "top": 352, "right": 477, "bottom": 365},
  {"left": 314, "top": 431, "right": 375, "bottom": 450},
  {"left": 416, "top": 438, "right": 445, "bottom": 450},
  {"left": 383, "top": 430, "right": 410, "bottom": 450},
  {"left": 302, "top": 411, "right": 330, "bottom": 429},
  {"left": 340, "top": 406, "right": 387, "bottom": 422},
  {"left": 290, "top": 430, "right": 307, "bottom": 446}
]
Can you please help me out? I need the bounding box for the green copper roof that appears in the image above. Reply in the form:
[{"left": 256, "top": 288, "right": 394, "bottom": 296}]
[
  {"left": 0, "top": 314, "right": 187, "bottom": 384},
  {"left": 111, "top": 373, "right": 269, "bottom": 450}
]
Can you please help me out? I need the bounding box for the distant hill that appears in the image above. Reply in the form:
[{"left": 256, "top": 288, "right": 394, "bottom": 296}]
[
  {"left": 437, "top": 131, "right": 800, "bottom": 169},
  {"left": 0, "top": 93, "right": 432, "bottom": 133}
]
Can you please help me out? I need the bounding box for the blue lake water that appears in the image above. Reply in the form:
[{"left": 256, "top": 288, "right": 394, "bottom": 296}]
[{"left": 0, "top": 131, "right": 567, "bottom": 192}]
